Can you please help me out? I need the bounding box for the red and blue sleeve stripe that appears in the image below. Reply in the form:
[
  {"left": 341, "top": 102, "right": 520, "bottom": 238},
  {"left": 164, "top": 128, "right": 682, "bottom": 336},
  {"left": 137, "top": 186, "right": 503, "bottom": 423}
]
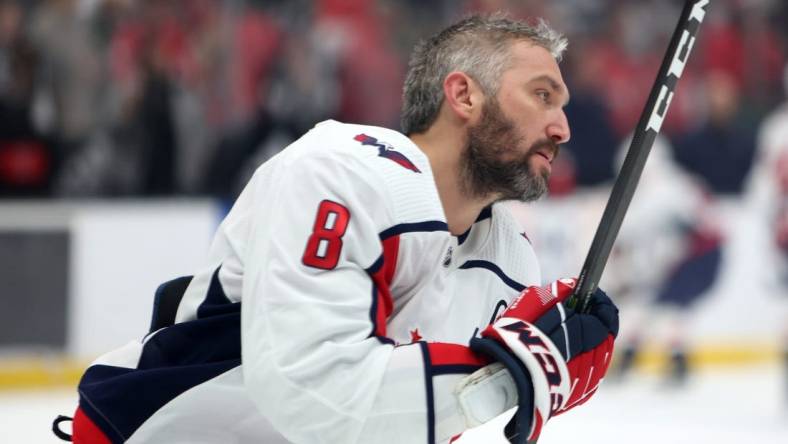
[
  {"left": 366, "top": 220, "right": 449, "bottom": 343},
  {"left": 366, "top": 235, "right": 400, "bottom": 343},
  {"left": 419, "top": 341, "right": 490, "bottom": 444}
]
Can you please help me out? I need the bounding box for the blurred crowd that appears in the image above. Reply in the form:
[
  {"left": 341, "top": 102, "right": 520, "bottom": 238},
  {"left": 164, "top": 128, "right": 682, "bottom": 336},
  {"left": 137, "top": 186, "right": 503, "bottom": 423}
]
[{"left": 0, "top": 0, "right": 785, "bottom": 201}]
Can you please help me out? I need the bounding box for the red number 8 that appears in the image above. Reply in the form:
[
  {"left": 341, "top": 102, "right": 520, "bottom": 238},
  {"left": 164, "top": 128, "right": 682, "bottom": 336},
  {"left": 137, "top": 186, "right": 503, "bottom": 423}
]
[{"left": 302, "top": 200, "right": 351, "bottom": 270}]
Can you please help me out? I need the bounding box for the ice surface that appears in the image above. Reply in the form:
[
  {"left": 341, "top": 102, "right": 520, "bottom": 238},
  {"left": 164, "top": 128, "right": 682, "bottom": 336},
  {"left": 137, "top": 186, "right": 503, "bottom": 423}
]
[
  {"left": 459, "top": 363, "right": 788, "bottom": 444},
  {"left": 2, "top": 364, "right": 785, "bottom": 443}
]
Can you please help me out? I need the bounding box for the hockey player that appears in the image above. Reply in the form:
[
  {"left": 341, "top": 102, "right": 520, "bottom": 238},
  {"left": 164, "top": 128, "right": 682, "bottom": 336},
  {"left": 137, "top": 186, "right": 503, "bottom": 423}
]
[
  {"left": 59, "top": 14, "right": 618, "bottom": 444},
  {"left": 604, "top": 135, "right": 722, "bottom": 385},
  {"left": 745, "top": 63, "right": 788, "bottom": 405}
]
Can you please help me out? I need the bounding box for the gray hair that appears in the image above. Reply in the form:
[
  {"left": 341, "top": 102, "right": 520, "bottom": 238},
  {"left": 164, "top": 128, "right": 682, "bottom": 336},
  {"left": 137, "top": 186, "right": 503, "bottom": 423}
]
[{"left": 401, "top": 13, "right": 568, "bottom": 135}]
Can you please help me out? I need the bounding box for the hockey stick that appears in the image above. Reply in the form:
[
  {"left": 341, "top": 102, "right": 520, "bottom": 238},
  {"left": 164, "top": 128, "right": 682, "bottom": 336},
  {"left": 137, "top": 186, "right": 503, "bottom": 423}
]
[
  {"left": 566, "top": 0, "right": 710, "bottom": 314},
  {"left": 505, "top": 4, "right": 711, "bottom": 442}
]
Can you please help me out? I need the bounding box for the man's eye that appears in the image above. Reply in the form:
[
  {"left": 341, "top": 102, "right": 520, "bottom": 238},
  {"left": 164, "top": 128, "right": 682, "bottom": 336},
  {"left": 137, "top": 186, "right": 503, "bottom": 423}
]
[{"left": 536, "top": 90, "right": 550, "bottom": 102}]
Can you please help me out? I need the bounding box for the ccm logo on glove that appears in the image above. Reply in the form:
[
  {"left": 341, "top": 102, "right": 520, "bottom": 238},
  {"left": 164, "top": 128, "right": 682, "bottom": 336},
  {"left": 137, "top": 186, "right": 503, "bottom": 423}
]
[{"left": 498, "top": 320, "right": 566, "bottom": 412}]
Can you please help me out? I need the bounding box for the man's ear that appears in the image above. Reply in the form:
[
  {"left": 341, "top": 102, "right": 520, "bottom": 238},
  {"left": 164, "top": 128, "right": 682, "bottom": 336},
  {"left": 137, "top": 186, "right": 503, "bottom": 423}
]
[{"left": 443, "top": 71, "right": 484, "bottom": 124}]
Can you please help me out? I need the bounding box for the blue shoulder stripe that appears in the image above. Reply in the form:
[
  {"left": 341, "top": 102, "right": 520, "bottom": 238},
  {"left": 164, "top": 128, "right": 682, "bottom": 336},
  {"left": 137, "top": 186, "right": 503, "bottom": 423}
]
[
  {"left": 458, "top": 260, "right": 526, "bottom": 292},
  {"left": 379, "top": 221, "right": 448, "bottom": 240}
]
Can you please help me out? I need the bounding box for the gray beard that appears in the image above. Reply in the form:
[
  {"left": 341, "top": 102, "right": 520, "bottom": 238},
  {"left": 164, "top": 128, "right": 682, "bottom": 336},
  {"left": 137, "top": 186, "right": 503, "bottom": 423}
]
[
  {"left": 461, "top": 99, "right": 553, "bottom": 202},
  {"left": 462, "top": 145, "right": 548, "bottom": 202}
]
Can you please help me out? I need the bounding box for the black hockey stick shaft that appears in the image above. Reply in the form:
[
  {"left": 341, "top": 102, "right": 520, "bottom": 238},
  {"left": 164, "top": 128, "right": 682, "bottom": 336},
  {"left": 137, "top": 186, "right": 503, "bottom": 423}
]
[{"left": 567, "top": 0, "right": 710, "bottom": 314}]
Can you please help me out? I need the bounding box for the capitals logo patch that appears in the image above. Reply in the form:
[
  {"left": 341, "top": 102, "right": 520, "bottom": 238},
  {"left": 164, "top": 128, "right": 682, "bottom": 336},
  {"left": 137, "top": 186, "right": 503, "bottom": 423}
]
[{"left": 353, "top": 134, "right": 421, "bottom": 173}]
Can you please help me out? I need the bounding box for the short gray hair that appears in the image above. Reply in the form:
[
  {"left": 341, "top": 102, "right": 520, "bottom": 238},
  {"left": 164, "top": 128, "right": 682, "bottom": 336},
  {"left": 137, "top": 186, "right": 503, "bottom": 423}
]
[{"left": 401, "top": 13, "right": 568, "bottom": 135}]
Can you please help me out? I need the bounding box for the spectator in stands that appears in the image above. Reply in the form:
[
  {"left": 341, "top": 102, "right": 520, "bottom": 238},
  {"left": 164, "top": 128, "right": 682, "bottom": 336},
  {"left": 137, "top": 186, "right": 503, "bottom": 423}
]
[
  {"left": 673, "top": 69, "right": 757, "bottom": 195},
  {"left": 0, "top": 0, "right": 785, "bottom": 199},
  {"left": 0, "top": 0, "right": 53, "bottom": 196},
  {"left": 560, "top": 39, "right": 618, "bottom": 186}
]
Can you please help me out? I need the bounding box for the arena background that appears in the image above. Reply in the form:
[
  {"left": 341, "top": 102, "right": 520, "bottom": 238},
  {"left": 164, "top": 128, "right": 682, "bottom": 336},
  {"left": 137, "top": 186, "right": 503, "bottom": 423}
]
[{"left": 0, "top": 0, "right": 786, "bottom": 442}]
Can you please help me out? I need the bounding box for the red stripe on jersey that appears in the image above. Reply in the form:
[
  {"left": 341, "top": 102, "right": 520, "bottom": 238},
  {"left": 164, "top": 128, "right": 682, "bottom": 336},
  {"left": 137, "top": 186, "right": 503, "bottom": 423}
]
[
  {"left": 381, "top": 236, "right": 399, "bottom": 289},
  {"left": 427, "top": 342, "right": 490, "bottom": 367},
  {"left": 370, "top": 235, "right": 399, "bottom": 336},
  {"left": 72, "top": 407, "right": 112, "bottom": 444}
]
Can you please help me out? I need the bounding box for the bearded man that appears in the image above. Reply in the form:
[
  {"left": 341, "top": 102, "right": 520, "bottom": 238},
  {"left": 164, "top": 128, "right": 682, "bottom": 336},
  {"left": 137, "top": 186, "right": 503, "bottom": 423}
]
[{"left": 62, "top": 14, "right": 618, "bottom": 444}]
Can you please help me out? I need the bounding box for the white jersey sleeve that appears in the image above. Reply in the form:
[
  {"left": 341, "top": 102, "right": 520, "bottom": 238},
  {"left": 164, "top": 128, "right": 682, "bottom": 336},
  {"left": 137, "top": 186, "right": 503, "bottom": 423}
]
[
  {"left": 71, "top": 121, "right": 528, "bottom": 444},
  {"left": 238, "top": 123, "right": 511, "bottom": 443}
]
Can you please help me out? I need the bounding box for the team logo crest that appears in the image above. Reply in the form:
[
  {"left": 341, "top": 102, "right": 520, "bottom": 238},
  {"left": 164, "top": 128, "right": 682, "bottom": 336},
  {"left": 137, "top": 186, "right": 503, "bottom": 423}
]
[{"left": 353, "top": 134, "right": 422, "bottom": 173}]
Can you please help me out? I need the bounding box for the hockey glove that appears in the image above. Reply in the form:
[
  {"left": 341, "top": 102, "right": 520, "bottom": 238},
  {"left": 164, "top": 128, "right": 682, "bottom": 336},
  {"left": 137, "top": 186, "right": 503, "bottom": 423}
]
[{"left": 470, "top": 278, "right": 618, "bottom": 443}]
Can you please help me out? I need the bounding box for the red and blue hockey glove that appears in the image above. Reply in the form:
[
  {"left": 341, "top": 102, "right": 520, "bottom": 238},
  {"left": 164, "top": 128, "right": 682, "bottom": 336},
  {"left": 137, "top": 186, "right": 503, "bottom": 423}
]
[{"left": 470, "top": 278, "right": 618, "bottom": 443}]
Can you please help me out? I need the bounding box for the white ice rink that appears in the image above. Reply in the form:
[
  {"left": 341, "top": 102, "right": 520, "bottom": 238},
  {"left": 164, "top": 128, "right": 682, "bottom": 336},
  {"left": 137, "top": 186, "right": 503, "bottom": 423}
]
[{"left": 3, "top": 363, "right": 785, "bottom": 444}]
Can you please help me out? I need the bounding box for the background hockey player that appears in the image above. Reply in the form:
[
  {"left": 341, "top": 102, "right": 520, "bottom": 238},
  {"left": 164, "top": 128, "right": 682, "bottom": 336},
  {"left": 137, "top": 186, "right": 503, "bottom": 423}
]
[
  {"left": 605, "top": 135, "right": 722, "bottom": 386},
  {"left": 745, "top": 62, "right": 788, "bottom": 405},
  {"left": 60, "top": 14, "right": 618, "bottom": 444}
]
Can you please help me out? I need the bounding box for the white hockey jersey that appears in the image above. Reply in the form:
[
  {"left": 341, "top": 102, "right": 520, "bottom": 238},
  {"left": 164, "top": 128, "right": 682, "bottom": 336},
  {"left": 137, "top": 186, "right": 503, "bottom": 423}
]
[
  {"left": 745, "top": 102, "right": 788, "bottom": 285},
  {"left": 73, "top": 120, "right": 542, "bottom": 444}
]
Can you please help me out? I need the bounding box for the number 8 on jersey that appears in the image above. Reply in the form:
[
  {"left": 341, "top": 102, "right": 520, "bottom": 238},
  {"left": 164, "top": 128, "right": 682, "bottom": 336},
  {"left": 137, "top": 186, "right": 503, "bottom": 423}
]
[{"left": 302, "top": 200, "right": 351, "bottom": 270}]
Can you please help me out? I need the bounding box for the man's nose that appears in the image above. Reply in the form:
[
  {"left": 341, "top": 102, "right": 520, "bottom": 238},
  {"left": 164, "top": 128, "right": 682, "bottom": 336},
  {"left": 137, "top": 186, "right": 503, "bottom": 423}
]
[{"left": 547, "top": 110, "right": 571, "bottom": 144}]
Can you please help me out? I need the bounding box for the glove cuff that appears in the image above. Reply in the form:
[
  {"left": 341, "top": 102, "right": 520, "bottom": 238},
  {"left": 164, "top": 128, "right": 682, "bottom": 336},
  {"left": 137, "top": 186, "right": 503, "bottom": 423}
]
[
  {"left": 481, "top": 318, "right": 572, "bottom": 441},
  {"left": 469, "top": 337, "right": 534, "bottom": 444}
]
